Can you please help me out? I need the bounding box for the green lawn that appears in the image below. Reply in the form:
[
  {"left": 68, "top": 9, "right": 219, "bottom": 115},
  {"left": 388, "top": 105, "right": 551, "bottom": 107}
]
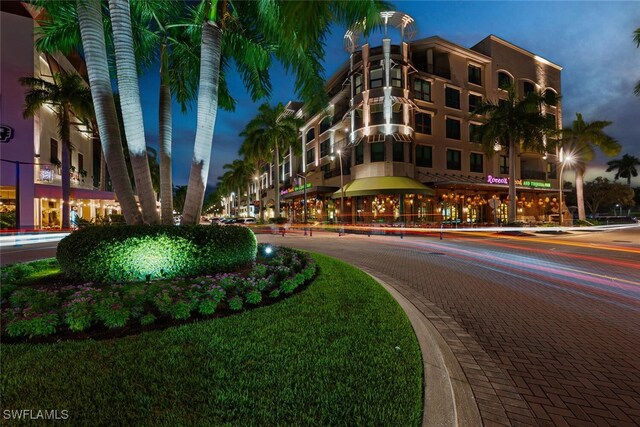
[{"left": 1, "top": 253, "right": 423, "bottom": 426}]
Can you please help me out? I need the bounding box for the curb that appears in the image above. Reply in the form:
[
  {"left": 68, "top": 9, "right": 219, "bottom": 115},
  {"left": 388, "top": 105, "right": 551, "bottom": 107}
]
[{"left": 366, "top": 272, "right": 482, "bottom": 427}]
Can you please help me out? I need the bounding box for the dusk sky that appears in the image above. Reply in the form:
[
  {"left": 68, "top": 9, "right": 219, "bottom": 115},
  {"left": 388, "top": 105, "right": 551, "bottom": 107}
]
[{"left": 137, "top": 1, "right": 640, "bottom": 189}]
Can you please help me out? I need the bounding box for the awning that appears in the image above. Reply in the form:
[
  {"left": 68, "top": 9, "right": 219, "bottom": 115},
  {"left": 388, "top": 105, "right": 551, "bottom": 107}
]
[
  {"left": 332, "top": 176, "right": 435, "bottom": 198},
  {"left": 282, "top": 185, "right": 339, "bottom": 199},
  {"left": 34, "top": 184, "right": 117, "bottom": 200},
  {"left": 392, "top": 133, "right": 412, "bottom": 142}
]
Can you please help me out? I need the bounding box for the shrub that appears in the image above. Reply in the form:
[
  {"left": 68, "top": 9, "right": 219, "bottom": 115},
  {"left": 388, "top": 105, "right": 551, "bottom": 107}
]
[
  {"left": 1, "top": 263, "right": 35, "bottom": 285},
  {"left": 5, "top": 311, "right": 59, "bottom": 338},
  {"left": 57, "top": 225, "right": 257, "bottom": 283}
]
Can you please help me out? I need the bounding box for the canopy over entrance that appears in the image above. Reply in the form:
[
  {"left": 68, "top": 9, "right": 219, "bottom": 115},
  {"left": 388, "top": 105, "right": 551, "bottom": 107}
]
[{"left": 332, "top": 176, "right": 435, "bottom": 198}]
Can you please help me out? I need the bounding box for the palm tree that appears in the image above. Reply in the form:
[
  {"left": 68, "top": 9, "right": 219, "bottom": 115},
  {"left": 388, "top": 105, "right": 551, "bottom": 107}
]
[
  {"left": 108, "top": 0, "right": 159, "bottom": 223},
  {"left": 35, "top": 0, "right": 143, "bottom": 224},
  {"left": 239, "top": 128, "right": 272, "bottom": 221},
  {"left": 241, "top": 103, "right": 303, "bottom": 218},
  {"left": 606, "top": 154, "right": 640, "bottom": 186},
  {"left": 180, "top": 0, "right": 389, "bottom": 224},
  {"left": 20, "top": 73, "right": 93, "bottom": 229},
  {"left": 222, "top": 159, "right": 255, "bottom": 216},
  {"left": 561, "top": 113, "right": 621, "bottom": 220},
  {"left": 472, "top": 85, "right": 554, "bottom": 223}
]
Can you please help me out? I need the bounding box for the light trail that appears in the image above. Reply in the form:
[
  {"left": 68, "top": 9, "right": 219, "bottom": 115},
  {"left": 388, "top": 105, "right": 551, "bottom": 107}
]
[{"left": 368, "top": 236, "right": 640, "bottom": 309}]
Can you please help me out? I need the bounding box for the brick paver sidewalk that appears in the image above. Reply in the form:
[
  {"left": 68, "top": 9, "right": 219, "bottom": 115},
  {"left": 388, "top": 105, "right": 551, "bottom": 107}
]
[{"left": 258, "top": 232, "right": 640, "bottom": 426}]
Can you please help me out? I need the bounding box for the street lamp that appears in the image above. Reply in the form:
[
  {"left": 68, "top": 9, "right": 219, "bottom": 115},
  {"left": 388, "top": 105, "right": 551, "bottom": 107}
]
[
  {"left": 296, "top": 173, "right": 308, "bottom": 235},
  {"left": 558, "top": 149, "right": 573, "bottom": 226},
  {"left": 331, "top": 150, "right": 345, "bottom": 236}
]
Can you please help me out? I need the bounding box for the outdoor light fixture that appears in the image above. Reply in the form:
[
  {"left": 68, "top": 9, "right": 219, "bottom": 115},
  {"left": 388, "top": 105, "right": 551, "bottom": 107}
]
[{"left": 264, "top": 245, "right": 273, "bottom": 255}]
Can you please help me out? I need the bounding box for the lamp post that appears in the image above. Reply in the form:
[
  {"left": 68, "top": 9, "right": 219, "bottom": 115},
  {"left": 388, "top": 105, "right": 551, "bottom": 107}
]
[
  {"left": 558, "top": 150, "right": 573, "bottom": 226},
  {"left": 336, "top": 150, "right": 345, "bottom": 236}
]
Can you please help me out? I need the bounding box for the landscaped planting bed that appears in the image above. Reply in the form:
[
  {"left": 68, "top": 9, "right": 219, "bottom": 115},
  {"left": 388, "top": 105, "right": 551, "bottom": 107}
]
[
  {"left": 0, "top": 244, "right": 315, "bottom": 341},
  {"left": 1, "top": 254, "right": 423, "bottom": 425}
]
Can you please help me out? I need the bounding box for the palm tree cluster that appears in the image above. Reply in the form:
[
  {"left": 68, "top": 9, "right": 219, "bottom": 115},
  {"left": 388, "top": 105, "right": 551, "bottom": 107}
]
[
  {"left": 215, "top": 102, "right": 302, "bottom": 220},
  {"left": 30, "top": 0, "right": 389, "bottom": 226}
]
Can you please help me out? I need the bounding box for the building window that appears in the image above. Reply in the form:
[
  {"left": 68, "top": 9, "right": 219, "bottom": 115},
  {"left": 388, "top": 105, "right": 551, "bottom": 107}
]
[
  {"left": 470, "top": 153, "right": 483, "bottom": 173},
  {"left": 468, "top": 94, "right": 482, "bottom": 113},
  {"left": 370, "top": 66, "right": 383, "bottom": 89},
  {"left": 392, "top": 102, "right": 402, "bottom": 124},
  {"left": 319, "top": 118, "right": 331, "bottom": 134},
  {"left": 446, "top": 118, "right": 461, "bottom": 140},
  {"left": 354, "top": 74, "right": 363, "bottom": 94},
  {"left": 414, "top": 79, "right": 431, "bottom": 102},
  {"left": 370, "top": 102, "right": 384, "bottom": 125},
  {"left": 306, "top": 148, "right": 315, "bottom": 164},
  {"left": 320, "top": 139, "right": 330, "bottom": 158},
  {"left": 446, "top": 149, "right": 461, "bottom": 170},
  {"left": 544, "top": 89, "right": 557, "bottom": 106},
  {"left": 354, "top": 108, "right": 363, "bottom": 129},
  {"left": 547, "top": 162, "right": 557, "bottom": 179},
  {"left": 390, "top": 67, "right": 402, "bottom": 88},
  {"left": 414, "top": 113, "right": 432, "bottom": 134},
  {"left": 284, "top": 161, "right": 290, "bottom": 175},
  {"left": 78, "top": 153, "right": 84, "bottom": 173},
  {"left": 371, "top": 141, "right": 385, "bottom": 162},
  {"left": 415, "top": 145, "right": 432, "bottom": 167},
  {"left": 523, "top": 81, "right": 535, "bottom": 95},
  {"left": 393, "top": 142, "right": 404, "bottom": 162},
  {"left": 498, "top": 71, "right": 512, "bottom": 89},
  {"left": 499, "top": 155, "right": 509, "bottom": 174},
  {"left": 306, "top": 128, "right": 315, "bottom": 142},
  {"left": 468, "top": 65, "right": 482, "bottom": 85},
  {"left": 321, "top": 163, "right": 331, "bottom": 175},
  {"left": 355, "top": 143, "right": 364, "bottom": 165},
  {"left": 50, "top": 138, "right": 59, "bottom": 163},
  {"left": 445, "top": 87, "right": 460, "bottom": 109},
  {"left": 469, "top": 123, "right": 481, "bottom": 143},
  {"left": 546, "top": 113, "right": 557, "bottom": 129}
]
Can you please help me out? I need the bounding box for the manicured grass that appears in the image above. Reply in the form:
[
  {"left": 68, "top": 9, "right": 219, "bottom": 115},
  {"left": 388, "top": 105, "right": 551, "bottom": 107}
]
[{"left": 1, "top": 253, "right": 423, "bottom": 425}]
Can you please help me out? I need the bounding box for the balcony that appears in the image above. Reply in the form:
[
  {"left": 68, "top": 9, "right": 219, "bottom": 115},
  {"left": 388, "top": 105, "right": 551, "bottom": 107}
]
[{"left": 521, "top": 170, "right": 546, "bottom": 180}]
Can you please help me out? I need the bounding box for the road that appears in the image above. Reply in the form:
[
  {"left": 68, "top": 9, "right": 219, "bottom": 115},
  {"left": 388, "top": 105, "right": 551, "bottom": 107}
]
[
  {"left": 258, "top": 227, "right": 640, "bottom": 426},
  {"left": 0, "top": 241, "right": 60, "bottom": 266}
]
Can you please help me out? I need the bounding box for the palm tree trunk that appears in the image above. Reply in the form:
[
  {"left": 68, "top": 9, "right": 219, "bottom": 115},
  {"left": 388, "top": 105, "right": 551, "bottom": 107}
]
[
  {"left": 576, "top": 167, "right": 586, "bottom": 220},
  {"left": 109, "top": 0, "right": 159, "bottom": 224},
  {"left": 274, "top": 144, "right": 280, "bottom": 218},
  {"left": 76, "top": 0, "right": 142, "bottom": 225},
  {"left": 159, "top": 44, "right": 173, "bottom": 225},
  {"left": 182, "top": 21, "right": 223, "bottom": 225},
  {"left": 246, "top": 182, "right": 251, "bottom": 217},
  {"left": 508, "top": 139, "right": 517, "bottom": 223},
  {"left": 60, "top": 108, "right": 71, "bottom": 229}
]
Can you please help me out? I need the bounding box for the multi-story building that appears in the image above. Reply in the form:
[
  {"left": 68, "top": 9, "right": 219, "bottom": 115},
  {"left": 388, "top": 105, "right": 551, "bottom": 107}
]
[
  {"left": 255, "top": 11, "right": 563, "bottom": 225},
  {"left": 1, "top": 2, "right": 119, "bottom": 229}
]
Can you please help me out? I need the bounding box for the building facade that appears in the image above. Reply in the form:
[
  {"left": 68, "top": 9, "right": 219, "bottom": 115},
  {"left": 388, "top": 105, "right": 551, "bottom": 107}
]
[
  {"left": 251, "top": 11, "right": 563, "bottom": 226},
  {"left": 0, "top": 3, "right": 119, "bottom": 229}
]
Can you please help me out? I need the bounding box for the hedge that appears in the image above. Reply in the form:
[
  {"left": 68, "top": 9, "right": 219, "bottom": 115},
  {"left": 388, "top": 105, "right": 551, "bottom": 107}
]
[{"left": 57, "top": 225, "right": 257, "bottom": 283}]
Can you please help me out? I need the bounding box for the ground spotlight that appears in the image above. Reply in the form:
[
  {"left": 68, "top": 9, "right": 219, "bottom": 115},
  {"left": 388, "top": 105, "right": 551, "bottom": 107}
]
[{"left": 264, "top": 245, "right": 273, "bottom": 255}]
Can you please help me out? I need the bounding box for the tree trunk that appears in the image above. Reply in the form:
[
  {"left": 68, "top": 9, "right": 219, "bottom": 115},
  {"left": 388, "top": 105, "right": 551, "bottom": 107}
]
[
  {"left": 576, "top": 167, "right": 586, "bottom": 220},
  {"left": 508, "top": 138, "right": 517, "bottom": 223},
  {"left": 159, "top": 44, "right": 173, "bottom": 225},
  {"left": 60, "top": 109, "right": 71, "bottom": 229},
  {"left": 109, "top": 0, "right": 159, "bottom": 224},
  {"left": 76, "top": 0, "right": 141, "bottom": 225},
  {"left": 182, "top": 22, "right": 222, "bottom": 225},
  {"left": 274, "top": 144, "right": 280, "bottom": 218},
  {"left": 246, "top": 183, "right": 251, "bottom": 217}
]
